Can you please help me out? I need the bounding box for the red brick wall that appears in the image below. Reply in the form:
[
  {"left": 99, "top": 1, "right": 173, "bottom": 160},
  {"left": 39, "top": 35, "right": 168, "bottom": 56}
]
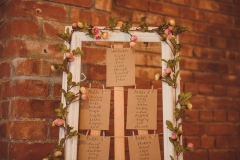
[{"left": 0, "top": 0, "right": 240, "bottom": 160}]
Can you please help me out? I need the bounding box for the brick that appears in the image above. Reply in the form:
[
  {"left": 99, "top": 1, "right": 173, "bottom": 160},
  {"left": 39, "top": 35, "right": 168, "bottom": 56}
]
[
  {"left": 194, "top": 72, "right": 221, "bottom": 84},
  {"left": 194, "top": 22, "right": 222, "bottom": 36},
  {"left": 180, "top": 45, "right": 193, "bottom": 57},
  {"left": 183, "top": 110, "right": 198, "bottom": 122},
  {"left": 228, "top": 110, "right": 239, "bottom": 122},
  {"left": 182, "top": 123, "right": 205, "bottom": 136},
  {"left": 146, "top": 53, "right": 161, "bottom": 67},
  {"left": 117, "top": 0, "right": 149, "bottom": 11},
  {"left": 195, "top": 10, "right": 208, "bottom": 22},
  {"left": 179, "top": 7, "right": 196, "bottom": 20},
  {"left": 0, "top": 141, "right": 8, "bottom": 158},
  {"left": 193, "top": 1, "right": 219, "bottom": 11},
  {"left": 70, "top": 9, "right": 109, "bottom": 26},
  {"left": 53, "top": 83, "right": 62, "bottom": 98},
  {"left": 206, "top": 97, "right": 233, "bottom": 109},
  {"left": 49, "top": 0, "right": 92, "bottom": 7},
  {"left": 5, "top": 39, "right": 63, "bottom": 59},
  {"left": 226, "top": 39, "right": 238, "bottom": 50},
  {"left": 209, "top": 149, "right": 236, "bottom": 160},
  {"left": 222, "top": 75, "right": 240, "bottom": 86},
  {"left": 9, "top": 142, "right": 56, "bottom": 160},
  {"left": 221, "top": 51, "right": 237, "bottom": 61},
  {"left": 190, "top": 95, "right": 205, "bottom": 109},
  {"left": 201, "top": 136, "right": 215, "bottom": 148},
  {"left": 0, "top": 19, "right": 40, "bottom": 40},
  {"left": 168, "top": 0, "right": 192, "bottom": 6},
  {"left": 13, "top": 58, "right": 54, "bottom": 76},
  {"left": 180, "top": 33, "right": 208, "bottom": 46},
  {"left": 150, "top": 2, "right": 179, "bottom": 17},
  {"left": 132, "top": 11, "right": 164, "bottom": 26},
  {"left": 183, "top": 82, "right": 198, "bottom": 94},
  {"left": 214, "top": 110, "right": 227, "bottom": 122},
  {"left": 0, "top": 43, "right": 4, "bottom": 58},
  {"left": 221, "top": 27, "right": 240, "bottom": 40},
  {"left": 135, "top": 66, "right": 160, "bottom": 80},
  {"left": 180, "top": 70, "right": 193, "bottom": 82},
  {"left": 218, "top": 3, "right": 233, "bottom": 14},
  {"left": 207, "top": 12, "right": 233, "bottom": 26},
  {"left": 95, "top": 0, "right": 112, "bottom": 12},
  {"left": 199, "top": 61, "right": 228, "bottom": 73},
  {"left": 82, "top": 63, "right": 106, "bottom": 81},
  {"left": 180, "top": 57, "right": 199, "bottom": 70},
  {"left": 227, "top": 86, "right": 239, "bottom": 97},
  {"left": 199, "top": 83, "right": 213, "bottom": 95},
  {"left": 207, "top": 124, "right": 236, "bottom": 135},
  {"left": 235, "top": 17, "right": 240, "bottom": 28},
  {"left": 213, "top": 85, "right": 227, "bottom": 96},
  {"left": 43, "top": 21, "right": 65, "bottom": 40},
  {"left": 0, "top": 101, "right": 9, "bottom": 118},
  {"left": 192, "top": 47, "right": 222, "bottom": 60},
  {"left": 111, "top": 5, "right": 132, "bottom": 22},
  {"left": 200, "top": 110, "right": 213, "bottom": 122},
  {"left": 3, "top": 0, "right": 67, "bottom": 22},
  {"left": 209, "top": 37, "right": 227, "bottom": 49},
  {"left": 11, "top": 99, "right": 59, "bottom": 118},
  {"left": 50, "top": 126, "right": 59, "bottom": 139},
  {"left": 81, "top": 47, "right": 106, "bottom": 65},
  {"left": 1, "top": 80, "right": 49, "bottom": 98},
  {"left": 184, "top": 149, "right": 208, "bottom": 160},
  {"left": 233, "top": 5, "right": 240, "bottom": 17},
  {"left": 0, "top": 62, "right": 11, "bottom": 78},
  {"left": 229, "top": 137, "right": 240, "bottom": 148},
  {"left": 216, "top": 136, "right": 228, "bottom": 148}
]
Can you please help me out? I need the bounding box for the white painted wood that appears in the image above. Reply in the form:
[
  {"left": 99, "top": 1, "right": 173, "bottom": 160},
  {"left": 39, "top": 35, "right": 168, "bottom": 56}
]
[{"left": 61, "top": 26, "right": 179, "bottom": 160}]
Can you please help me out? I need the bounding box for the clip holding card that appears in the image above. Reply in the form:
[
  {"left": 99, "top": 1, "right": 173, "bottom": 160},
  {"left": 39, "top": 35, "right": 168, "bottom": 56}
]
[
  {"left": 80, "top": 73, "right": 87, "bottom": 82},
  {"left": 102, "top": 84, "right": 106, "bottom": 93},
  {"left": 151, "top": 130, "right": 156, "bottom": 138},
  {"left": 84, "top": 130, "right": 89, "bottom": 139},
  {"left": 149, "top": 85, "right": 154, "bottom": 93},
  {"left": 132, "top": 131, "right": 136, "bottom": 140},
  {"left": 132, "top": 84, "right": 137, "bottom": 93},
  {"left": 88, "top": 83, "right": 91, "bottom": 91},
  {"left": 102, "top": 131, "right": 105, "bottom": 140},
  {"left": 111, "top": 45, "right": 114, "bottom": 52}
]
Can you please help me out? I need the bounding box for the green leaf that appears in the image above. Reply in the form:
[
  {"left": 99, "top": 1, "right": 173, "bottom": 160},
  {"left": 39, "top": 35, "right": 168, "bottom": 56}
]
[
  {"left": 166, "top": 120, "right": 174, "bottom": 131},
  {"left": 67, "top": 72, "right": 72, "bottom": 85},
  {"left": 60, "top": 89, "right": 67, "bottom": 95},
  {"left": 161, "top": 59, "right": 168, "bottom": 63},
  {"left": 108, "top": 17, "right": 119, "bottom": 31},
  {"left": 170, "top": 155, "right": 174, "bottom": 160},
  {"left": 65, "top": 91, "right": 77, "bottom": 102}
]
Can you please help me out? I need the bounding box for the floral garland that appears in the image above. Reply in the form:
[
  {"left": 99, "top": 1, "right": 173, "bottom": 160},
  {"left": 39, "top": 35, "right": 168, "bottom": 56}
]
[{"left": 43, "top": 17, "right": 194, "bottom": 160}]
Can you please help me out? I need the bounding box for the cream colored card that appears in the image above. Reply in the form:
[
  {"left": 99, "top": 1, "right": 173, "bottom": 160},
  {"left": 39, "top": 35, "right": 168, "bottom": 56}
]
[
  {"left": 78, "top": 135, "right": 110, "bottom": 160},
  {"left": 106, "top": 48, "right": 135, "bottom": 87},
  {"left": 128, "top": 134, "right": 161, "bottom": 160},
  {"left": 80, "top": 88, "right": 111, "bottom": 130},
  {"left": 126, "top": 89, "right": 157, "bottom": 130}
]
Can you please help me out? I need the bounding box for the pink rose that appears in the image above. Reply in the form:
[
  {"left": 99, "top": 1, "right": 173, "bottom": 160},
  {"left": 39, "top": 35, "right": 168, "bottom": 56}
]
[
  {"left": 72, "top": 23, "right": 77, "bottom": 28},
  {"left": 95, "top": 34, "right": 102, "bottom": 40},
  {"left": 52, "top": 119, "right": 65, "bottom": 127},
  {"left": 81, "top": 93, "right": 88, "bottom": 100},
  {"left": 187, "top": 143, "right": 194, "bottom": 149},
  {"left": 171, "top": 133, "right": 178, "bottom": 140},
  {"left": 54, "top": 151, "right": 62, "bottom": 157},
  {"left": 164, "top": 29, "right": 170, "bottom": 35},
  {"left": 130, "top": 35, "right": 137, "bottom": 42},
  {"left": 168, "top": 26, "right": 174, "bottom": 31},
  {"left": 163, "top": 68, "right": 172, "bottom": 76},
  {"left": 92, "top": 27, "right": 99, "bottom": 35},
  {"left": 65, "top": 52, "right": 74, "bottom": 62},
  {"left": 167, "top": 33, "right": 175, "bottom": 40}
]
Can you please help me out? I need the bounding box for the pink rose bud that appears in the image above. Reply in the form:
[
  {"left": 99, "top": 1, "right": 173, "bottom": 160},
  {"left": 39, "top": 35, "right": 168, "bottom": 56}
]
[
  {"left": 65, "top": 52, "right": 74, "bottom": 62},
  {"left": 130, "top": 41, "right": 136, "bottom": 47},
  {"left": 155, "top": 73, "right": 160, "bottom": 80},
  {"left": 164, "top": 29, "right": 170, "bottom": 35},
  {"left": 51, "top": 65, "right": 57, "bottom": 71},
  {"left": 130, "top": 35, "right": 138, "bottom": 42},
  {"left": 81, "top": 93, "right": 88, "bottom": 100},
  {"left": 187, "top": 103, "right": 192, "bottom": 110},
  {"left": 102, "top": 32, "right": 109, "bottom": 39},
  {"left": 178, "top": 129, "right": 183, "bottom": 134},
  {"left": 187, "top": 143, "right": 194, "bottom": 148},
  {"left": 164, "top": 68, "right": 172, "bottom": 74},
  {"left": 72, "top": 23, "right": 77, "bottom": 28},
  {"left": 169, "top": 19, "right": 175, "bottom": 26},
  {"left": 80, "top": 87, "right": 87, "bottom": 94},
  {"left": 171, "top": 133, "right": 178, "bottom": 140},
  {"left": 52, "top": 119, "right": 65, "bottom": 127},
  {"left": 77, "top": 22, "right": 83, "bottom": 28},
  {"left": 42, "top": 158, "right": 49, "bottom": 160},
  {"left": 168, "top": 26, "right": 174, "bottom": 31},
  {"left": 167, "top": 33, "right": 175, "bottom": 40},
  {"left": 54, "top": 151, "right": 62, "bottom": 157},
  {"left": 92, "top": 27, "right": 99, "bottom": 35},
  {"left": 95, "top": 34, "right": 102, "bottom": 40}
]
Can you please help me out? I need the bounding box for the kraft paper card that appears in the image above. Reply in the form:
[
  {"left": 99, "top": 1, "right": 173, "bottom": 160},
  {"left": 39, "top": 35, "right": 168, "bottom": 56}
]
[
  {"left": 126, "top": 89, "right": 157, "bottom": 130},
  {"left": 78, "top": 135, "right": 110, "bottom": 160},
  {"left": 128, "top": 134, "right": 161, "bottom": 160},
  {"left": 80, "top": 88, "right": 111, "bottom": 130},
  {"left": 106, "top": 48, "right": 135, "bottom": 87}
]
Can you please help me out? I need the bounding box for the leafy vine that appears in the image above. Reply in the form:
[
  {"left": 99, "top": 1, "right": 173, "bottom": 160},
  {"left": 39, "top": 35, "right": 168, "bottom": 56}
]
[{"left": 43, "top": 17, "right": 193, "bottom": 160}]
